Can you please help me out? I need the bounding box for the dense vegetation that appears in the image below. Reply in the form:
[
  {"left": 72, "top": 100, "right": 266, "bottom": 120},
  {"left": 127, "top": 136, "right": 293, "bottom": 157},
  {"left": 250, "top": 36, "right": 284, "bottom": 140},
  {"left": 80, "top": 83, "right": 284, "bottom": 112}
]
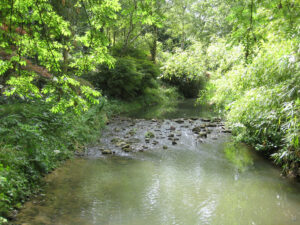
[{"left": 0, "top": 0, "right": 299, "bottom": 223}]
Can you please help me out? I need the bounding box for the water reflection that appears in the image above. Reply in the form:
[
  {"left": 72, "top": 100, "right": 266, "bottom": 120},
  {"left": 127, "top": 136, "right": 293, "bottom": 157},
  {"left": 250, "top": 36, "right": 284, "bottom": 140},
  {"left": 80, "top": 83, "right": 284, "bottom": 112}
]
[
  {"left": 15, "top": 100, "right": 300, "bottom": 225},
  {"left": 224, "top": 142, "right": 254, "bottom": 173},
  {"left": 15, "top": 141, "right": 300, "bottom": 225}
]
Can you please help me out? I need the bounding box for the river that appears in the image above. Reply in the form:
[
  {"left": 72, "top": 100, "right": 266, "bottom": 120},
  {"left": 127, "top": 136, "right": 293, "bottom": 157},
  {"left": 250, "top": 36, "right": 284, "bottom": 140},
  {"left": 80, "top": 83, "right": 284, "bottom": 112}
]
[{"left": 15, "top": 99, "right": 300, "bottom": 225}]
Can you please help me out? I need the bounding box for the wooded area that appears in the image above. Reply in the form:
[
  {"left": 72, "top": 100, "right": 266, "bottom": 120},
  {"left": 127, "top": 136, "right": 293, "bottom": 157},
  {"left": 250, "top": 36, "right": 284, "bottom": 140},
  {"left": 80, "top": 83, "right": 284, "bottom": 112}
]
[{"left": 0, "top": 0, "right": 299, "bottom": 223}]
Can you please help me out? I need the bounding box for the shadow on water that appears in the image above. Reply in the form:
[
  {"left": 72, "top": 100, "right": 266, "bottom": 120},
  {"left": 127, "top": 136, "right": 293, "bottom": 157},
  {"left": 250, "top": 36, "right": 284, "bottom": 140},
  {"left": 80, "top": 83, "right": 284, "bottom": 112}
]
[{"left": 14, "top": 99, "right": 300, "bottom": 225}]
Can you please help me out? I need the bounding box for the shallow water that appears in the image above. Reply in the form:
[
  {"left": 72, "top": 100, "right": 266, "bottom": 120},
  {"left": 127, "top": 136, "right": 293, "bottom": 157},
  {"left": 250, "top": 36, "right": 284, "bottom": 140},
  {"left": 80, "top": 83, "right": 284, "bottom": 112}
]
[{"left": 15, "top": 100, "right": 300, "bottom": 225}]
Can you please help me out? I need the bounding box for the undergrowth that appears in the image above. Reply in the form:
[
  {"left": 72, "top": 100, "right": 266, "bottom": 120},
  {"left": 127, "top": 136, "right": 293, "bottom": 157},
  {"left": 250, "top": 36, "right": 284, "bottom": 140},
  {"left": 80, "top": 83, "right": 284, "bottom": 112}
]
[
  {"left": 0, "top": 100, "right": 107, "bottom": 222},
  {"left": 205, "top": 39, "right": 300, "bottom": 178}
]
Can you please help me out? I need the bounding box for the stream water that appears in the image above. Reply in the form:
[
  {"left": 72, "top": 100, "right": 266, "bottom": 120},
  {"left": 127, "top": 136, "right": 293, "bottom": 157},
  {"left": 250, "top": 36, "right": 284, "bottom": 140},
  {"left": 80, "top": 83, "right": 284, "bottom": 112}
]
[{"left": 15, "top": 100, "right": 300, "bottom": 225}]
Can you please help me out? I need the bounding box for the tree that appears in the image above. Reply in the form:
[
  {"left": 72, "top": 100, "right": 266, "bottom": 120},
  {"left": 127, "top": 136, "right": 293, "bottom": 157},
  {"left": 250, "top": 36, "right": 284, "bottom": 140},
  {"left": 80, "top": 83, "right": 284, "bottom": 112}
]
[
  {"left": 0, "top": 0, "right": 120, "bottom": 113},
  {"left": 227, "top": 0, "right": 300, "bottom": 62}
]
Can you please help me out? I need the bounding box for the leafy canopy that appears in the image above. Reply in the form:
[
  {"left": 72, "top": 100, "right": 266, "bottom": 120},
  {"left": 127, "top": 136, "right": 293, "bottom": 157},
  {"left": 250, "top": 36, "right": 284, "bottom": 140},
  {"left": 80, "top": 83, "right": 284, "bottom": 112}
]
[{"left": 0, "top": 0, "right": 120, "bottom": 113}]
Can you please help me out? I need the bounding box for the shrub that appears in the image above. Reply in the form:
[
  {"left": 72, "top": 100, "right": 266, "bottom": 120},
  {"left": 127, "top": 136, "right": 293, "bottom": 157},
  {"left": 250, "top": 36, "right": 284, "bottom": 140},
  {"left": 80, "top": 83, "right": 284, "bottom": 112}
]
[
  {"left": 0, "top": 100, "right": 106, "bottom": 219},
  {"left": 210, "top": 40, "right": 300, "bottom": 177},
  {"left": 160, "top": 42, "right": 208, "bottom": 98},
  {"left": 85, "top": 57, "right": 160, "bottom": 100}
]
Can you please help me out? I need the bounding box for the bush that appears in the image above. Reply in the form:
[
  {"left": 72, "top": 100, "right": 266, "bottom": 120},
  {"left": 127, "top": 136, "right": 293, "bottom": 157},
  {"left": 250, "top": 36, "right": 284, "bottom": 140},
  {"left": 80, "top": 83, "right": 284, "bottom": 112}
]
[
  {"left": 0, "top": 100, "right": 106, "bottom": 219},
  {"left": 85, "top": 57, "right": 160, "bottom": 100},
  {"left": 160, "top": 42, "right": 208, "bottom": 98},
  {"left": 210, "top": 40, "right": 300, "bottom": 177}
]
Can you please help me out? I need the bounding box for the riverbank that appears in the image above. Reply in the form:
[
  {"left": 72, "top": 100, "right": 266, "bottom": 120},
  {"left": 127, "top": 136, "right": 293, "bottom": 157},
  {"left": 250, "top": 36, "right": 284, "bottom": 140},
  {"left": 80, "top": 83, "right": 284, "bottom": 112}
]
[
  {"left": 14, "top": 100, "right": 300, "bottom": 225},
  {"left": 0, "top": 101, "right": 106, "bottom": 223},
  {"left": 0, "top": 88, "right": 180, "bottom": 224}
]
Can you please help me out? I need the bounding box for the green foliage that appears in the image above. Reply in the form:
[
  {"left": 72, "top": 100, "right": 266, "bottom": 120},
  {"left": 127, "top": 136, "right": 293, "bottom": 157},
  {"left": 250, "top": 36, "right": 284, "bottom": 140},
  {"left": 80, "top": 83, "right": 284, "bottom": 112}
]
[
  {"left": 0, "top": 0, "right": 120, "bottom": 113},
  {"left": 104, "top": 85, "right": 180, "bottom": 118},
  {"left": 0, "top": 101, "right": 106, "bottom": 219},
  {"left": 210, "top": 40, "right": 299, "bottom": 176},
  {"left": 86, "top": 57, "right": 160, "bottom": 100},
  {"left": 160, "top": 42, "right": 207, "bottom": 97},
  {"left": 227, "top": 0, "right": 300, "bottom": 61}
]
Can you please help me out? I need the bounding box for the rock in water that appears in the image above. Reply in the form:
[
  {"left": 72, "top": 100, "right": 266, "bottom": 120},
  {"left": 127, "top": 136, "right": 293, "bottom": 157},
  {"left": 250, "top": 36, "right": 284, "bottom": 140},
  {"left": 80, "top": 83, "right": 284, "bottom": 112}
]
[
  {"left": 207, "top": 122, "right": 217, "bottom": 127},
  {"left": 192, "top": 126, "right": 201, "bottom": 134},
  {"left": 102, "top": 149, "right": 112, "bottom": 155},
  {"left": 201, "top": 118, "right": 211, "bottom": 122},
  {"left": 123, "top": 147, "right": 132, "bottom": 152},
  {"left": 212, "top": 117, "right": 222, "bottom": 123},
  {"left": 174, "top": 119, "right": 185, "bottom": 124},
  {"left": 198, "top": 132, "right": 207, "bottom": 138},
  {"left": 170, "top": 126, "right": 176, "bottom": 131},
  {"left": 145, "top": 131, "right": 155, "bottom": 138},
  {"left": 200, "top": 124, "right": 206, "bottom": 129},
  {"left": 222, "top": 129, "right": 232, "bottom": 133}
]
